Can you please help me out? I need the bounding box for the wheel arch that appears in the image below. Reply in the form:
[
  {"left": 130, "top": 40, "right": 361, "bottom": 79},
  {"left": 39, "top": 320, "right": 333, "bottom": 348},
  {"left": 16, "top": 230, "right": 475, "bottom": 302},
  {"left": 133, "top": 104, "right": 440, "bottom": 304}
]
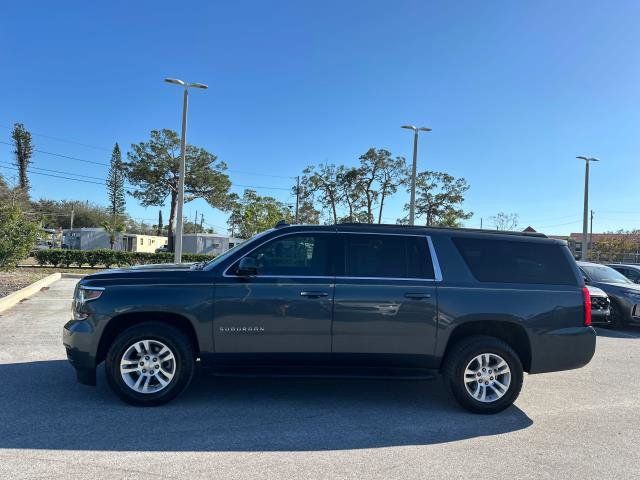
[
  {"left": 96, "top": 312, "right": 200, "bottom": 364},
  {"left": 441, "top": 320, "right": 532, "bottom": 372}
]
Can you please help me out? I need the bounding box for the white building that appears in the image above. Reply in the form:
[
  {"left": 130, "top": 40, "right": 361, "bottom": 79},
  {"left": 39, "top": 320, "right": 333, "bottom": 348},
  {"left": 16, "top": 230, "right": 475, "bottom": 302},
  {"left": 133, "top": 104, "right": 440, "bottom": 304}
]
[
  {"left": 181, "top": 234, "right": 244, "bottom": 256},
  {"left": 63, "top": 228, "right": 167, "bottom": 253}
]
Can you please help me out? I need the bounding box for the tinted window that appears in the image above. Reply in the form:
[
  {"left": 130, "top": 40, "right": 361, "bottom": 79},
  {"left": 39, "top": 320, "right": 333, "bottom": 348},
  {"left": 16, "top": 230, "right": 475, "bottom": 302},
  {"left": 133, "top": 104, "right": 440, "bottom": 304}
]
[
  {"left": 344, "top": 234, "right": 434, "bottom": 279},
  {"left": 453, "top": 237, "right": 576, "bottom": 285},
  {"left": 238, "top": 234, "right": 331, "bottom": 276},
  {"left": 581, "top": 264, "right": 631, "bottom": 284}
]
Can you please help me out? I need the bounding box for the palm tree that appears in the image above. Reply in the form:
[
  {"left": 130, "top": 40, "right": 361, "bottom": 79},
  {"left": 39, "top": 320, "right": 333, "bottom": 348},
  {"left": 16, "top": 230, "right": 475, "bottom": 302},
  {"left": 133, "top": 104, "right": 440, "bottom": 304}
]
[{"left": 102, "top": 217, "right": 126, "bottom": 250}]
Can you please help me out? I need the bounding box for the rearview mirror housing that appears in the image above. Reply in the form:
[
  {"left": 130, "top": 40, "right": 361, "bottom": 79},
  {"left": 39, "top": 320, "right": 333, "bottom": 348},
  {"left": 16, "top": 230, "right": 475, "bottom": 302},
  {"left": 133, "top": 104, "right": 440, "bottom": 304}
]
[{"left": 237, "top": 257, "right": 257, "bottom": 277}]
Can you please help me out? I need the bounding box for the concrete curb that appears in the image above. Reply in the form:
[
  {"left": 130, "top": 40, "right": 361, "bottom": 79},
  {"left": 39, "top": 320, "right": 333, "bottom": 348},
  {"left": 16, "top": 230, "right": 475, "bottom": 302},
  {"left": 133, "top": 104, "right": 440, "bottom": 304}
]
[
  {"left": 0, "top": 273, "right": 62, "bottom": 313},
  {"left": 61, "top": 273, "right": 88, "bottom": 279}
]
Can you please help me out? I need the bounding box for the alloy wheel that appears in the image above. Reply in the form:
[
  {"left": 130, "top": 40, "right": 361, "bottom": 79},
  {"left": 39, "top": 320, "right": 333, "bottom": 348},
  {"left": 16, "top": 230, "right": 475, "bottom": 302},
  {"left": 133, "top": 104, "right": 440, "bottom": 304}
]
[
  {"left": 463, "top": 353, "right": 511, "bottom": 403},
  {"left": 119, "top": 339, "right": 177, "bottom": 394}
]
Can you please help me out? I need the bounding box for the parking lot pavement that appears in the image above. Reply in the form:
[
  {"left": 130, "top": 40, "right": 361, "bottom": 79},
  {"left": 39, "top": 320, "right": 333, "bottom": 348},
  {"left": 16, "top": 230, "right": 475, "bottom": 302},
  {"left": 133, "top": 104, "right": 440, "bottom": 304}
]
[{"left": 0, "top": 279, "right": 639, "bottom": 480}]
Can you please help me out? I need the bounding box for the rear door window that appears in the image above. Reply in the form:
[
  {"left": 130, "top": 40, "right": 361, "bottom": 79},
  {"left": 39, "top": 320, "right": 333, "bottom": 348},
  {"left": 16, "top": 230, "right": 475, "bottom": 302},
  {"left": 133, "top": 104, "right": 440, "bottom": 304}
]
[
  {"left": 344, "top": 234, "right": 434, "bottom": 279},
  {"left": 452, "top": 237, "right": 576, "bottom": 285}
]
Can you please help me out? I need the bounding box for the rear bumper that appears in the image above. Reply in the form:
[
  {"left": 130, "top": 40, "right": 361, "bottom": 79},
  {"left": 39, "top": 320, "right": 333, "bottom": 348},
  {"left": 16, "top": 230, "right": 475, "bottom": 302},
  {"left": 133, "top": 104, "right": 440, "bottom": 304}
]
[
  {"left": 63, "top": 319, "right": 98, "bottom": 385},
  {"left": 529, "top": 326, "right": 596, "bottom": 374}
]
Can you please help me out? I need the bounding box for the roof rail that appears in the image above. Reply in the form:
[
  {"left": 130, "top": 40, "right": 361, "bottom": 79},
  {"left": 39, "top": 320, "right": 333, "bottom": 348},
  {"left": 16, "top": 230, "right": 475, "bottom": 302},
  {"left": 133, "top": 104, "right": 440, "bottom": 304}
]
[
  {"left": 335, "top": 223, "right": 548, "bottom": 238},
  {"left": 274, "top": 220, "right": 290, "bottom": 228}
]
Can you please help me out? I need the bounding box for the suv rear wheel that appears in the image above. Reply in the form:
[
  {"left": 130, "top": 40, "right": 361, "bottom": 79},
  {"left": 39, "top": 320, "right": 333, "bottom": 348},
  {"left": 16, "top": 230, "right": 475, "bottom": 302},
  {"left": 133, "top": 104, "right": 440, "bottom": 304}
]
[
  {"left": 105, "top": 322, "right": 195, "bottom": 406},
  {"left": 443, "top": 335, "right": 523, "bottom": 414}
]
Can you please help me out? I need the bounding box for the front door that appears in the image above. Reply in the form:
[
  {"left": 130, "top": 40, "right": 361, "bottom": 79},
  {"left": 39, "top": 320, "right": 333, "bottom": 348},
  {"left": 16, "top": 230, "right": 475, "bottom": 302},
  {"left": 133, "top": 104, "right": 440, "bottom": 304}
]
[
  {"left": 332, "top": 232, "right": 439, "bottom": 363},
  {"left": 214, "top": 232, "right": 335, "bottom": 354}
]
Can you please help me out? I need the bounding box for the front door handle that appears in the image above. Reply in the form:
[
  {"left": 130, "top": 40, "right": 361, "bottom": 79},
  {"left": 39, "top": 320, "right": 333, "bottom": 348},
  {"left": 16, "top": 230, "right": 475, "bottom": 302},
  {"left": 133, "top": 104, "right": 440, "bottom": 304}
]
[
  {"left": 300, "top": 291, "right": 329, "bottom": 298},
  {"left": 404, "top": 292, "right": 432, "bottom": 300}
]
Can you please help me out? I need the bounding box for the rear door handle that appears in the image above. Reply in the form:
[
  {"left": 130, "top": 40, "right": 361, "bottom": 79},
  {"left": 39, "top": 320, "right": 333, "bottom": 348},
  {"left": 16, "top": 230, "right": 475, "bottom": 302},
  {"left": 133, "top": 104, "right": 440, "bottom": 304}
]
[
  {"left": 300, "top": 291, "right": 329, "bottom": 298},
  {"left": 404, "top": 292, "right": 432, "bottom": 300}
]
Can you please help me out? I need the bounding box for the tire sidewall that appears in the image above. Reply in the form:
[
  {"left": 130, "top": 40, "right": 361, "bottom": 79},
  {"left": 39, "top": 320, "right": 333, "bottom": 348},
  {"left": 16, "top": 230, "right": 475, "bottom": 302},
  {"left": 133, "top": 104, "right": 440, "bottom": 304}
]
[
  {"left": 447, "top": 338, "right": 523, "bottom": 414},
  {"left": 106, "top": 324, "right": 194, "bottom": 406}
]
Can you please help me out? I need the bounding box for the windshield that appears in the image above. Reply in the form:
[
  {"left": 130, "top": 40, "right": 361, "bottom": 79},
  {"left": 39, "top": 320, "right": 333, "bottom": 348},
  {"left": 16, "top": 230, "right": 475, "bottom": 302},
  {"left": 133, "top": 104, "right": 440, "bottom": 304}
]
[
  {"left": 202, "top": 230, "right": 273, "bottom": 270},
  {"left": 581, "top": 265, "right": 632, "bottom": 284}
]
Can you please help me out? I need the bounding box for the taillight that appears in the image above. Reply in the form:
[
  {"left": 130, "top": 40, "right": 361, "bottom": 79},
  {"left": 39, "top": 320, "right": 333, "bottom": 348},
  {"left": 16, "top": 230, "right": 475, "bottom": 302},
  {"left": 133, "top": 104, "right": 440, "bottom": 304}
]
[{"left": 582, "top": 286, "right": 592, "bottom": 326}]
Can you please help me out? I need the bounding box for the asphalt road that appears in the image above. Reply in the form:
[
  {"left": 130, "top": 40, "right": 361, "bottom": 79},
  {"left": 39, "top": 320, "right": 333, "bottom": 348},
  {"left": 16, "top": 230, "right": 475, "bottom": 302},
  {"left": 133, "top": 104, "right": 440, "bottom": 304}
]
[{"left": 0, "top": 278, "right": 639, "bottom": 480}]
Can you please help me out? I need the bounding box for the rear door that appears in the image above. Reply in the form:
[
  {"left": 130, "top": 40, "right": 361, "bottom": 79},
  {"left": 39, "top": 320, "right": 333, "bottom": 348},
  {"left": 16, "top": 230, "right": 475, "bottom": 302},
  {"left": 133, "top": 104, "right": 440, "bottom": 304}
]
[{"left": 332, "top": 232, "right": 440, "bottom": 360}]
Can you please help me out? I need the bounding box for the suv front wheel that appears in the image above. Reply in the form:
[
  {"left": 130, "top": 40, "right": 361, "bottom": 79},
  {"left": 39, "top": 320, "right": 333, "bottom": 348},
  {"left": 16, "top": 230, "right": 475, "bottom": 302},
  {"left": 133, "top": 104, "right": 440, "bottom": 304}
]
[
  {"left": 105, "top": 322, "right": 195, "bottom": 406},
  {"left": 443, "top": 335, "right": 523, "bottom": 414}
]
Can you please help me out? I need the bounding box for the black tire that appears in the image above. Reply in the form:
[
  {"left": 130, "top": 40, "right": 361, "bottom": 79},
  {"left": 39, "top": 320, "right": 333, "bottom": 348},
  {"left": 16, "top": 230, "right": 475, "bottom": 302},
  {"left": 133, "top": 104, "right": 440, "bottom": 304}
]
[
  {"left": 606, "top": 300, "right": 624, "bottom": 329},
  {"left": 105, "top": 322, "right": 195, "bottom": 406},
  {"left": 443, "top": 335, "right": 523, "bottom": 414}
]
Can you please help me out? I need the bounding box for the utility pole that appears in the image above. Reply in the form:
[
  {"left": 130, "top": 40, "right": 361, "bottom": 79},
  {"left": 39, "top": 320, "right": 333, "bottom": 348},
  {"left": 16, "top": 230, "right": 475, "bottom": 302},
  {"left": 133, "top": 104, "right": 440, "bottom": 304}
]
[
  {"left": 164, "top": 77, "right": 208, "bottom": 263},
  {"left": 295, "top": 175, "right": 300, "bottom": 224},
  {"left": 193, "top": 210, "right": 198, "bottom": 233},
  {"left": 577, "top": 156, "right": 599, "bottom": 260},
  {"left": 401, "top": 125, "right": 432, "bottom": 225},
  {"left": 480, "top": 217, "right": 483, "bottom": 229},
  {"left": 70, "top": 207, "right": 75, "bottom": 231},
  {"left": 589, "top": 210, "right": 594, "bottom": 256},
  {"left": 200, "top": 213, "right": 204, "bottom": 233}
]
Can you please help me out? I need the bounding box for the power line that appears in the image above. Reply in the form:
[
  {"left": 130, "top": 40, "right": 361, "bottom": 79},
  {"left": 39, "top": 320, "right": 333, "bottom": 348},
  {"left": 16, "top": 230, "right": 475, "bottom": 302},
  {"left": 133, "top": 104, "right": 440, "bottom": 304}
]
[
  {"left": 0, "top": 165, "right": 105, "bottom": 185},
  {"left": 0, "top": 140, "right": 109, "bottom": 166},
  {"left": 1, "top": 141, "right": 295, "bottom": 193},
  {"left": 225, "top": 168, "right": 295, "bottom": 180},
  {"left": 0, "top": 123, "right": 111, "bottom": 152},
  {"left": 233, "top": 183, "right": 291, "bottom": 191},
  {"left": 0, "top": 161, "right": 106, "bottom": 182}
]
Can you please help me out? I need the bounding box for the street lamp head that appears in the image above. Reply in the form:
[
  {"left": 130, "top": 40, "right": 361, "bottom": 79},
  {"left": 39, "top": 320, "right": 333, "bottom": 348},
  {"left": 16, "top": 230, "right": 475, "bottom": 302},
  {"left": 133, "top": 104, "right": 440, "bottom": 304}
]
[
  {"left": 165, "top": 78, "right": 186, "bottom": 86},
  {"left": 576, "top": 156, "right": 600, "bottom": 162},
  {"left": 401, "top": 125, "right": 416, "bottom": 131},
  {"left": 189, "top": 82, "right": 208, "bottom": 89},
  {"left": 418, "top": 127, "right": 432, "bottom": 132}
]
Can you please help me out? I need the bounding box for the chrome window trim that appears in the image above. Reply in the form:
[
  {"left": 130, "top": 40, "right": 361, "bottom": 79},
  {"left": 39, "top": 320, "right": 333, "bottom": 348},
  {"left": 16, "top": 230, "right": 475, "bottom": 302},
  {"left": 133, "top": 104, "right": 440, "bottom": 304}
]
[
  {"left": 222, "top": 230, "right": 334, "bottom": 278},
  {"left": 222, "top": 229, "right": 443, "bottom": 282}
]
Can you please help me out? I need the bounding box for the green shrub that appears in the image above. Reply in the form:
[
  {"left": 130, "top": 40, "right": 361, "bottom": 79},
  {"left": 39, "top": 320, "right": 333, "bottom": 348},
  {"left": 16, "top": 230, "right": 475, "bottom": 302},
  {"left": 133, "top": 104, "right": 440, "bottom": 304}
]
[
  {"left": 34, "top": 249, "right": 49, "bottom": 266},
  {"left": 32, "top": 248, "right": 214, "bottom": 268},
  {"left": 0, "top": 205, "right": 39, "bottom": 270}
]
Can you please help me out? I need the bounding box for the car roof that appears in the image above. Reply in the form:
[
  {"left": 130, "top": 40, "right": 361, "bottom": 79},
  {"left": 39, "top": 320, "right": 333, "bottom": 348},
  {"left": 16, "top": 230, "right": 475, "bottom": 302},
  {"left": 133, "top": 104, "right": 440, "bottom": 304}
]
[
  {"left": 607, "top": 263, "right": 640, "bottom": 269},
  {"left": 275, "top": 223, "right": 550, "bottom": 239}
]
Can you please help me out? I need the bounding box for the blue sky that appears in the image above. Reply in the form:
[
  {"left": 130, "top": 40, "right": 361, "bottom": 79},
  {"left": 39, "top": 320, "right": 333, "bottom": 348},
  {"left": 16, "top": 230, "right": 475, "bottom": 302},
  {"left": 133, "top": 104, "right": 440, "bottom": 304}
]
[{"left": 1, "top": 0, "right": 639, "bottom": 235}]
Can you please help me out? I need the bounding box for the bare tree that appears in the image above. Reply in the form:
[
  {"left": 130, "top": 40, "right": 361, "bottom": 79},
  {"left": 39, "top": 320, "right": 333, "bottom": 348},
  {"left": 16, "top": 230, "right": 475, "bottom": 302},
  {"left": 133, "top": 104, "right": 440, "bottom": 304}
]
[
  {"left": 490, "top": 212, "right": 519, "bottom": 231},
  {"left": 300, "top": 163, "right": 341, "bottom": 224}
]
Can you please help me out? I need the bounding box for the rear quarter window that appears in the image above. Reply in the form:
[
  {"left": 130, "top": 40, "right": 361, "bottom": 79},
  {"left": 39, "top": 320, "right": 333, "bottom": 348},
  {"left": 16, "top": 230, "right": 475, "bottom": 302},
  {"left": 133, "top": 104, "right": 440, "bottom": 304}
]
[{"left": 452, "top": 237, "right": 577, "bottom": 285}]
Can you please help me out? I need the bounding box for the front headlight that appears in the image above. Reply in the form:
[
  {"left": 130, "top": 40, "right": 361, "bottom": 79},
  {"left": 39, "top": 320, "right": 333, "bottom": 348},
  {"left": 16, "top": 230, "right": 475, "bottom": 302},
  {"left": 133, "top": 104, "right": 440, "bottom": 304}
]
[
  {"left": 73, "top": 286, "right": 105, "bottom": 320},
  {"left": 78, "top": 286, "right": 104, "bottom": 303}
]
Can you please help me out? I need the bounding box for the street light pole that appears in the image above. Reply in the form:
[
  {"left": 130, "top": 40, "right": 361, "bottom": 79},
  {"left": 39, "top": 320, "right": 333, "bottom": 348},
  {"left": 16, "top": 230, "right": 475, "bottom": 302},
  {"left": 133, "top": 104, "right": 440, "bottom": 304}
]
[
  {"left": 164, "top": 78, "right": 208, "bottom": 263},
  {"left": 577, "top": 156, "right": 599, "bottom": 260},
  {"left": 401, "top": 125, "right": 431, "bottom": 225}
]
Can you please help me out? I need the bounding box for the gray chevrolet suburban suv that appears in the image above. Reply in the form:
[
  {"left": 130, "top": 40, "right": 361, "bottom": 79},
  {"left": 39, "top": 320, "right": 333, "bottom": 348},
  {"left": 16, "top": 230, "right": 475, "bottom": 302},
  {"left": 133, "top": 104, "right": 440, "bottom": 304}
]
[{"left": 63, "top": 224, "right": 596, "bottom": 414}]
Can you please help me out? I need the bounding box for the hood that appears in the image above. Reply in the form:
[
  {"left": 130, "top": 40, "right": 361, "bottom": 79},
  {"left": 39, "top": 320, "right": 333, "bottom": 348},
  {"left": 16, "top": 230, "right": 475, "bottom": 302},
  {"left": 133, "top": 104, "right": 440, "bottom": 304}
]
[
  {"left": 80, "top": 262, "right": 201, "bottom": 286},
  {"left": 592, "top": 280, "right": 640, "bottom": 296},
  {"left": 127, "top": 263, "right": 195, "bottom": 271}
]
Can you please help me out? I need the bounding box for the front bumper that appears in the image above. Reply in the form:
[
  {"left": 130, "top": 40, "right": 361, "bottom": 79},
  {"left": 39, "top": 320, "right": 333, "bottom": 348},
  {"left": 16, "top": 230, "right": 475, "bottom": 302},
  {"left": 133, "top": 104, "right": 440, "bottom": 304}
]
[
  {"left": 528, "top": 326, "right": 597, "bottom": 374},
  {"left": 63, "top": 319, "right": 98, "bottom": 385}
]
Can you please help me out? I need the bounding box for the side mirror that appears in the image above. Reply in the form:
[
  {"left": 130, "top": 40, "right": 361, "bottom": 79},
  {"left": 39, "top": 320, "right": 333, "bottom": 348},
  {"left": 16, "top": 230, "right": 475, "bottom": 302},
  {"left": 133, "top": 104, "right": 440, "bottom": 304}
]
[{"left": 237, "top": 257, "right": 257, "bottom": 277}]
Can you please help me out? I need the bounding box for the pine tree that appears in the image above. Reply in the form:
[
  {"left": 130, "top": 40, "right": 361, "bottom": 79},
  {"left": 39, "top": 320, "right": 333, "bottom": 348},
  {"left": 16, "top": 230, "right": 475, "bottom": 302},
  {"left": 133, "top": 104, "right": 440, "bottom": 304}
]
[
  {"left": 156, "top": 210, "right": 163, "bottom": 236},
  {"left": 106, "top": 143, "right": 126, "bottom": 218},
  {"left": 11, "top": 123, "right": 33, "bottom": 193}
]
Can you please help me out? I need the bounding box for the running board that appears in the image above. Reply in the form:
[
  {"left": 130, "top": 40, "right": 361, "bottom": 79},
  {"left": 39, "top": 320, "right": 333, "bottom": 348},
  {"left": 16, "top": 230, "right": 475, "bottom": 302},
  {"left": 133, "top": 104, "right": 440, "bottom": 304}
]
[{"left": 203, "top": 365, "right": 439, "bottom": 380}]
